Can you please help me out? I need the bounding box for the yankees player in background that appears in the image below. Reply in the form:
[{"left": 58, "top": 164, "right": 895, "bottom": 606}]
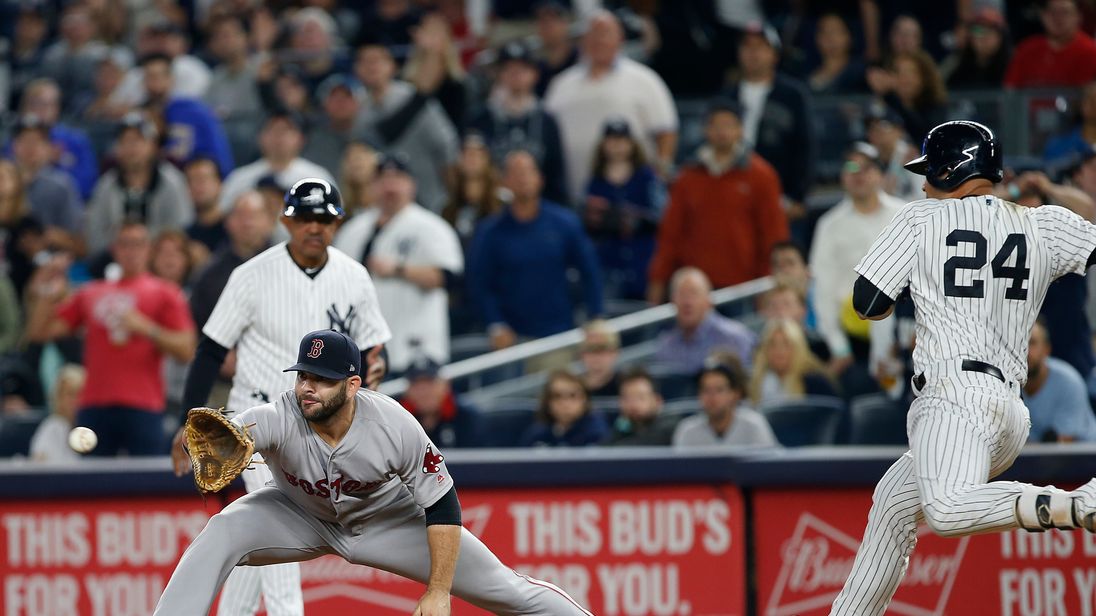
[
  {"left": 831, "top": 121, "right": 1096, "bottom": 615},
  {"left": 160, "top": 329, "right": 592, "bottom": 616},
  {"left": 174, "top": 178, "right": 391, "bottom": 615}
]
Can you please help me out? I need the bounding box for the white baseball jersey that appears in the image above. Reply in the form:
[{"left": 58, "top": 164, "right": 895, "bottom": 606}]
[
  {"left": 856, "top": 196, "right": 1096, "bottom": 384},
  {"left": 202, "top": 243, "right": 391, "bottom": 414},
  {"left": 333, "top": 204, "right": 463, "bottom": 371}
]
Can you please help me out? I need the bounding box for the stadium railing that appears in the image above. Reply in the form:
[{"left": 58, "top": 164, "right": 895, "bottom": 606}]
[{"left": 378, "top": 276, "right": 776, "bottom": 401}]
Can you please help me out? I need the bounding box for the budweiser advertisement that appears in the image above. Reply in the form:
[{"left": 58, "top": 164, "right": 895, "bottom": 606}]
[
  {"left": 755, "top": 488, "right": 1096, "bottom": 616},
  {"left": 2, "top": 485, "right": 745, "bottom": 615}
]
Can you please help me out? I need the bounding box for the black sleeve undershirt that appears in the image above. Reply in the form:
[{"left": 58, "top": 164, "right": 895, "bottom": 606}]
[
  {"left": 182, "top": 335, "right": 230, "bottom": 415},
  {"left": 424, "top": 486, "right": 462, "bottom": 526},
  {"left": 852, "top": 275, "right": 896, "bottom": 318},
  {"left": 1088, "top": 247, "right": 1096, "bottom": 269}
]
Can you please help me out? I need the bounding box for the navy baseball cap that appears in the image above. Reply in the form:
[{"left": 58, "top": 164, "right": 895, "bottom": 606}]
[
  {"left": 497, "top": 40, "right": 537, "bottom": 66},
  {"left": 602, "top": 118, "right": 632, "bottom": 137},
  {"left": 376, "top": 151, "right": 412, "bottom": 175},
  {"left": 284, "top": 330, "right": 361, "bottom": 380},
  {"left": 405, "top": 356, "right": 443, "bottom": 381}
]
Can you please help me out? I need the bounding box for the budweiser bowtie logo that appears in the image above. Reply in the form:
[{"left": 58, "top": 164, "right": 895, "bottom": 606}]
[{"left": 765, "top": 513, "right": 968, "bottom": 615}]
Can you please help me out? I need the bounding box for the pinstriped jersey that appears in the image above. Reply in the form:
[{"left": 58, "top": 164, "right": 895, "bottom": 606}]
[
  {"left": 856, "top": 196, "right": 1096, "bottom": 384},
  {"left": 203, "top": 243, "right": 391, "bottom": 414}
]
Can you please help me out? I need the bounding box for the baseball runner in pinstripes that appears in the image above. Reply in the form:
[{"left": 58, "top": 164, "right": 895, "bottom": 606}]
[{"left": 831, "top": 121, "right": 1096, "bottom": 615}]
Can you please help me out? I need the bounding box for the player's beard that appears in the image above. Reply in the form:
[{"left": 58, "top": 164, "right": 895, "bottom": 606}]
[{"left": 298, "top": 381, "right": 349, "bottom": 423}]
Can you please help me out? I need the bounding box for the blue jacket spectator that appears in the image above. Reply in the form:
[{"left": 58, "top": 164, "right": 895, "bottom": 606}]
[
  {"left": 4, "top": 79, "right": 99, "bottom": 199},
  {"left": 1044, "top": 84, "right": 1096, "bottom": 164},
  {"left": 142, "top": 54, "right": 234, "bottom": 177},
  {"left": 9, "top": 116, "right": 84, "bottom": 243},
  {"left": 519, "top": 370, "right": 609, "bottom": 447},
  {"left": 583, "top": 119, "right": 665, "bottom": 299},
  {"left": 468, "top": 151, "right": 603, "bottom": 347},
  {"left": 1025, "top": 322, "right": 1096, "bottom": 443}
]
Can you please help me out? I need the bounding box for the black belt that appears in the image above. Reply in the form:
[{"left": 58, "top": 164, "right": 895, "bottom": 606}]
[{"left": 913, "top": 359, "right": 1005, "bottom": 391}]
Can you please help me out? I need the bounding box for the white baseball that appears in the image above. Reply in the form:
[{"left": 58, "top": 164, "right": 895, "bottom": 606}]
[{"left": 68, "top": 427, "right": 98, "bottom": 454}]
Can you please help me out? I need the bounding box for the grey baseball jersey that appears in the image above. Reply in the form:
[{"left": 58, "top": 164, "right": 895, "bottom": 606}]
[
  {"left": 201, "top": 242, "right": 391, "bottom": 616},
  {"left": 233, "top": 388, "right": 454, "bottom": 526},
  {"left": 203, "top": 242, "right": 391, "bottom": 414},
  {"left": 832, "top": 196, "right": 1096, "bottom": 616},
  {"left": 154, "top": 389, "right": 593, "bottom": 616}
]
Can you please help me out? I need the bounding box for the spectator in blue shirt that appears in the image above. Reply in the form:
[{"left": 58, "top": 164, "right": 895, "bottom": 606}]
[
  {"left": 519, "top": 370, "right": 609, "bottom": 447},
  {"left": 654, "top": 267, "right": 756, "bottom": 374},
  {"left": 7, "top": 79, "right": 98, "bottom": 200},
  {"left": 1044, "top": 81, "right": 1096, "bottom": 165},
  {"left": 141, "top": 53, "right": 234, "bottom": 178},
  {"left": 583, "top": 119, "right": 666, "bottom": 300},
  {"left": 1024, "top": 320, "right": 1096, "bottom": 443},
  {"left": 467, "top": 150, "right": 604, "bottom": 350}
]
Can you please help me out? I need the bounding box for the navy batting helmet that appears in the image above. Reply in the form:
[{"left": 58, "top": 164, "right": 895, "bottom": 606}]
[
  {"left": 904, "top": 120, "right": 1004, "bottom": 191},
  {"left": 283, "top": 178, "right": 344, "bottom": 218}
]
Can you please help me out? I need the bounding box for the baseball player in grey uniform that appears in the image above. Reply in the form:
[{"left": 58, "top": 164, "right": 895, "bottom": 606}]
[
  {"left": 831, "top": 121, "right": 1096, "bottom": 615},
  {"left": 174, "top": 178, "right": 391, "bottom": 615},
  {"left": 159, "top": 329, "right": 592, "bottom": 616}
]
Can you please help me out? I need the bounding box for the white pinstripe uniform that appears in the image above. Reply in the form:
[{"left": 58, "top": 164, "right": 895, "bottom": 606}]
[
  {"left": 832, "top": 196, "right": 1096, "bottom": 615},
  {"left": 201, "top": 242, "right": 391, "bottom": 616}
]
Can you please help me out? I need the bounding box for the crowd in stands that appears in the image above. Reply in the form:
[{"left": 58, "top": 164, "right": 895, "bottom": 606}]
[{"left": 5, "top": 0, "right": 1096, "bottom": 459}]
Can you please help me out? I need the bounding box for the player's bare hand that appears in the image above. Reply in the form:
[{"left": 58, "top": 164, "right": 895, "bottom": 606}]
[
  {"left": 489, "top": 325, "right": 516, "bottom": 350},
  {"left": 411, "top": 588, "right": 450, "bottom": 616},
  {"left": 171, "top": 426, "right": 192, "bottom": 477},
  {"left": 367, "top": 256, "right": 399, "bottom": 278},
  {"left": 365, "top": 345, "right": 386, "bottom": 390}
]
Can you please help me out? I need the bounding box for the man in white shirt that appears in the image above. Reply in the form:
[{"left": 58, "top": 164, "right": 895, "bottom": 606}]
[
  {"left": 809, "top": 142, "right": 905, "bottom": 373},
  {"left": 334, "top": 153, "right": 463, "bottom": 373},
  {"left": 111, "top": 22, "right": 211, "bottom": 107},
  {"left": 218, "top": 111, "right": 335, "bottom": 212},
  {"left": 545, "top": 9, "right": 678, "bottom": 202}
]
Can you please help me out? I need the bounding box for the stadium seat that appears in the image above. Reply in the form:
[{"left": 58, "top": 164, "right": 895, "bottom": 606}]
[
  {"left": 647, "top": 365, "right": 698, "bottom": 400},
  {"left": 476, "top": 399, "right": 539, "bottom": 448},
  {"left": 847, "top": 394, "right": 909, "bottom": 445},
  {"left": 760, "top": 396, "right": 845, "bottom": 447},
  {"left": 662, "top": 398, "right": 701, "bottom": 419},
  {"left": 0, "top": 410, "right": 48, "bottom": 457}
]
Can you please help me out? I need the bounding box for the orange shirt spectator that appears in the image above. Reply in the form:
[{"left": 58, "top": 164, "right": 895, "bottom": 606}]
[
  {"left": 648, "top": 100, "right": 788, "bottom": 303},
  {"left": 1005, "top": 0, "right": 1096, "bottom": 88}
]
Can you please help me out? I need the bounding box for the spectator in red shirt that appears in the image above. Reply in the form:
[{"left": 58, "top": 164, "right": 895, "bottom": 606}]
[
  {"left": 1005, "top": 0, "right": 1096, "bottom": 88},
  {"left": 25, "top": 222, "right": 196, "bottom": 456},
  {"left": 647, "top": 99, "right": 788, "bottom": 304}
]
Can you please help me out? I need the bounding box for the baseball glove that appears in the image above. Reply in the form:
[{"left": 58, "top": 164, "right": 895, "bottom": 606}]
[{"left": 184, "top": 407, "right": 254, "bottom": 493}]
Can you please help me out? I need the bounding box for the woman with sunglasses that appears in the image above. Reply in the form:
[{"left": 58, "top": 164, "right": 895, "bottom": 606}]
[{"left": 519, "top": 370, "right": 608, "bottom": 447}]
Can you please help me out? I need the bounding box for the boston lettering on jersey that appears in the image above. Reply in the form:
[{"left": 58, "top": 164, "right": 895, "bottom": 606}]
[{"left": 282, "top": 469, "right": 396, "bottom": 499}]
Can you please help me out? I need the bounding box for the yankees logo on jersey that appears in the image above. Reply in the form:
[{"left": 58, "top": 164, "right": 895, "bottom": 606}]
[
  {"left": 855, "top": 195, "right": 1095, "bottom": 385},
  {"left": 202, "top": 243, "right": 391, "bottom": 415}
]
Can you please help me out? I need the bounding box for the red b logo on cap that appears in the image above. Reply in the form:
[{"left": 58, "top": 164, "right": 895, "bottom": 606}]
[{"left": 307, "top": 339, "right": 324, "bottom": 359}]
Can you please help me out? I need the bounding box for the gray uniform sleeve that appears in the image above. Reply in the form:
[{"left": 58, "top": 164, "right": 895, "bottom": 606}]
[
  {"left": 231, "top": 403, "right": 282, "bottom": 453},
  {"left": 385, "top": 396, "right": 454, "bottom": 509}
]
